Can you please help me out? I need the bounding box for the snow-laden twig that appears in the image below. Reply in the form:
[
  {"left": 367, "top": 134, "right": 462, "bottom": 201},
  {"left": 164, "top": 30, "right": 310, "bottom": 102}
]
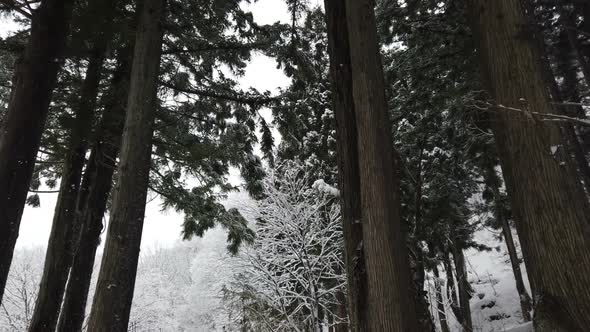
[{"left": 223, "top": 162, "right": 347, "bottom": 331}]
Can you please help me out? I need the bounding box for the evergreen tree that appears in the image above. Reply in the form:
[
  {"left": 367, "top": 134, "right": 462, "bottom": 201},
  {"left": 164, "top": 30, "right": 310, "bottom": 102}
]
[
  {"left": 28, "top": 1, "right": 118, "bottom": 329},
  {"left": 339, "top": 0, "right": 419, "bottom": 329},
  {"left": 0, "top": 0, "right": 75, "bottom": 303},
  {"left": 86, "top": 0, "right": 165, "bottom": 329},
  {"left": 469, "top": 0, "right": 590, "bottom": 329},
  {"left": 57, "top": 44, "right": 135, "bottom": 332}
]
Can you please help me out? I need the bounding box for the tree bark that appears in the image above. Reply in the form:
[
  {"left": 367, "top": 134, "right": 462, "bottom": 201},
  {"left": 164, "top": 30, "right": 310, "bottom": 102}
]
[
  {"left": 443, "top": 254, "right": 458, "bottom": 306},
  {"left": 412, "top": 149, "right": 435, "bottom": 332},
  {"left": 86, "top": 0, "right": 164, "bottom": 329},
  {"left": 433, "top": 266, "right": 451, "bottom": 332},
  {"left": 410, "top": 245, "right": 434, "bottom": 332},
  {"left": 469, "top": 0, "right": 590, "bottom": 330},
  {"left": 56, "top": 46, "right": 132, "bottom": 332},
  {"left": 444, "top": 253, "right": 463, "bottom": 324},
  {"left": 452, "top": 248, "right": 473, "bottom": 332},
  {"left": 0, "top": 0, "right": 74, "bottom": 303},
  {"left": 323, "top": 1, "right": 366, "bottom": 331},
  {"left": 28, "top": 47, "right": 106, "bottom": 332},
  {"left": 500, "top": 215, "right": 533, "bottom": 322},
  {"left": 341, "top": 0, "right": 417, "bottom": 330}
]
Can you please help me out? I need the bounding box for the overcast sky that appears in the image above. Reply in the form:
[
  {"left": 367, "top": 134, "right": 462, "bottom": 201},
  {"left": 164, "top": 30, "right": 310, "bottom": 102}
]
[{"left": 12, "top": 0, "right": 293, "bottom": 249}]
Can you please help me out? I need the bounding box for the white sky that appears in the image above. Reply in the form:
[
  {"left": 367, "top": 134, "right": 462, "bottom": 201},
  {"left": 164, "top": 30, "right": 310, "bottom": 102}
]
[{"left": 14, "top": 0, "right": 292, "bottom": 249}]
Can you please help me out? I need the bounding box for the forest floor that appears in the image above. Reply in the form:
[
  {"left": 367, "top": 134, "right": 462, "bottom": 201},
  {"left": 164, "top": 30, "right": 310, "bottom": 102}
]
[{"left": 426, "top": 225, "right": 533, "bottom": 332}]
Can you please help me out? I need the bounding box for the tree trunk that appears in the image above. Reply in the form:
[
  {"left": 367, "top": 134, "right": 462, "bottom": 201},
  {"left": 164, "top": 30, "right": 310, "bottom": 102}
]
[
  {"left": 0, "top": 0, "right": 74, "bottom": 303},
  {"left": 483, "top": 163, "right": 532, "bottom": 321},
  {"left": 28, "top": 47, "right": 106, "bottom": 332},
  {"left": 410, "top": 246, "right": 434, "bottom": 332},
  {"left": 86, "top": 0, "right": 164, "bottom": 329},
  {"left": 323, "top": 1, "right": 366, "bottom": 331},
  {"left": 444, "top": 254, "right": 458, "bottom": 306},
  {"left": 433, "top": 266, "right": 451, "bottom": 332},
  {"left": 469, "top": 1, "right": 590, "bottom": 330},
  {"left": 333, "top": 291, "right": 348, "bottom": 332},
  {"left": 412, "top": 149, "right": 435, "bottom": 332},
  {"left": 56, "top": 46, "right": 132, "bottom": 332},
  {"left": 444, "top": 253, "right": 463, "bottom": 324},
  {"left": 452, "top": 248, "right": 473, "bottom": 332},
  {"left": 500, "top": 214, "right": 533, "bottom": 322},
  {"left": 341, "top": 0, "right": 417, "bottom": 330}
]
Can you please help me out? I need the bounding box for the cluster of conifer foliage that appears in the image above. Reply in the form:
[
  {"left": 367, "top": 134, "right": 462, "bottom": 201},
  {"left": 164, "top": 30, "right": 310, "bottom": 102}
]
[
  {"left": 1, "top": 0, "right": 590, "bottom": 331},
  {"left": 270, "top": 0, "right": 590, "bottom": 331},
  {"left": 0, "top": 0, "right": 283, "bottom": 330}
]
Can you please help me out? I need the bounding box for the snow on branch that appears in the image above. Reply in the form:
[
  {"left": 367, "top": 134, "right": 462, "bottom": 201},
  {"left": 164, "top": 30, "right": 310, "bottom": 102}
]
[{"left": 222, "top": 162, "right": 347, "bottom": 331}]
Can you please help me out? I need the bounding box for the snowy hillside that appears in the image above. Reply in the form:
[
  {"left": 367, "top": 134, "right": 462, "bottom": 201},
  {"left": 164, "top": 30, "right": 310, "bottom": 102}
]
[{"left": 425, "top": 226, "right": 534, "bottom": 332}]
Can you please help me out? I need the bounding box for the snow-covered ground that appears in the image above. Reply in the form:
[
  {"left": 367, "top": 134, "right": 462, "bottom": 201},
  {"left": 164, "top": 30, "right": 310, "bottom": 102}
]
[{"left": 426, "top": 226, "right": 533, "bottom": 332}]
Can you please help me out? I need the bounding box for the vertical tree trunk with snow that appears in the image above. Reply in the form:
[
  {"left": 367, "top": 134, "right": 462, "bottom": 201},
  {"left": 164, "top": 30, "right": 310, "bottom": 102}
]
[
  {"left": 86, "top": 0, "right": 164, "bottom": 329},
  {"left": 500, "top": 216, "right": 533, "bottom": 322},
  {"left": 342, "top": 0, "right": 417, "bottom": 330},
  {"left": 323, "top": 1, "right": 366, "bottom": 330},
  {"left": 413, "top": 152, "right": 435, "bottom": 332},
  {"left": 452, "top": 248, "right": 473, "bottom": 332},
  {"left": 444, "top": 254, "right": 459, "bottom": 313},
  {"left": 432, "top": 266, "right": 450, "bottom": 332},
  {"left": 28, "top": 47, "right": 106, "bottom": 332},
  {"left": 0, "top": 0, "right": 74, "bottom": 303},
  {"left": 56, "top": 46, "right": 132, "bottom": 332},
  {"left": 469, "top": 0, "right": 590, "bottom": 330}
]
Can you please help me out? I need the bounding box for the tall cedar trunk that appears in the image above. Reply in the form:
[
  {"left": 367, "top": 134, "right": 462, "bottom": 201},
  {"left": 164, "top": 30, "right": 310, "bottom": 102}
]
[
  {"left": 443, "top": 254, "right": 458, "bottom": 306},
  {"left": 86, "top": 0, "right": 164, "bottom": 329},
  {"left": 444, "top": 253, "right": 463, "bottom": 324},
  {"left": 469, "top": 1, "right": 590, "bottom": 330},
  {"left": 323, "top": 1, "right": 366, "bottom": 330},
  {"left": 412, "top": 149, "right": 435, "bottom": 332},
  {"left": 433, "top": 266, "right": 451, "bottom": 332},
  {"left": 410, "top": 246, "right": 434, "bottom": 332},
  {"left": 29, "top": 2, "right": 118, "bottom": 327},
  {"left": 500, "top": 215, "right": 533, "bottom": 321},
  {"left": 343, "top": 0, "right": 417, "bottom": 330},
  {"left": 333, "top": 291, "right": 348, "bottom": 332},
  {"left": 0, "top": 0, "right": 74, "bottom": 303},
  {"left": 453, "top": 248, "right": 473, "bottom": 332},
  {"left": 56, "top": 46, "right": 132, "bottom": 332},
  {"left": 28, "top": 49, "right": 106, "bottom": 332},
  {"left": 483, "top": 163, "right": 532, "bottom": 321}
]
